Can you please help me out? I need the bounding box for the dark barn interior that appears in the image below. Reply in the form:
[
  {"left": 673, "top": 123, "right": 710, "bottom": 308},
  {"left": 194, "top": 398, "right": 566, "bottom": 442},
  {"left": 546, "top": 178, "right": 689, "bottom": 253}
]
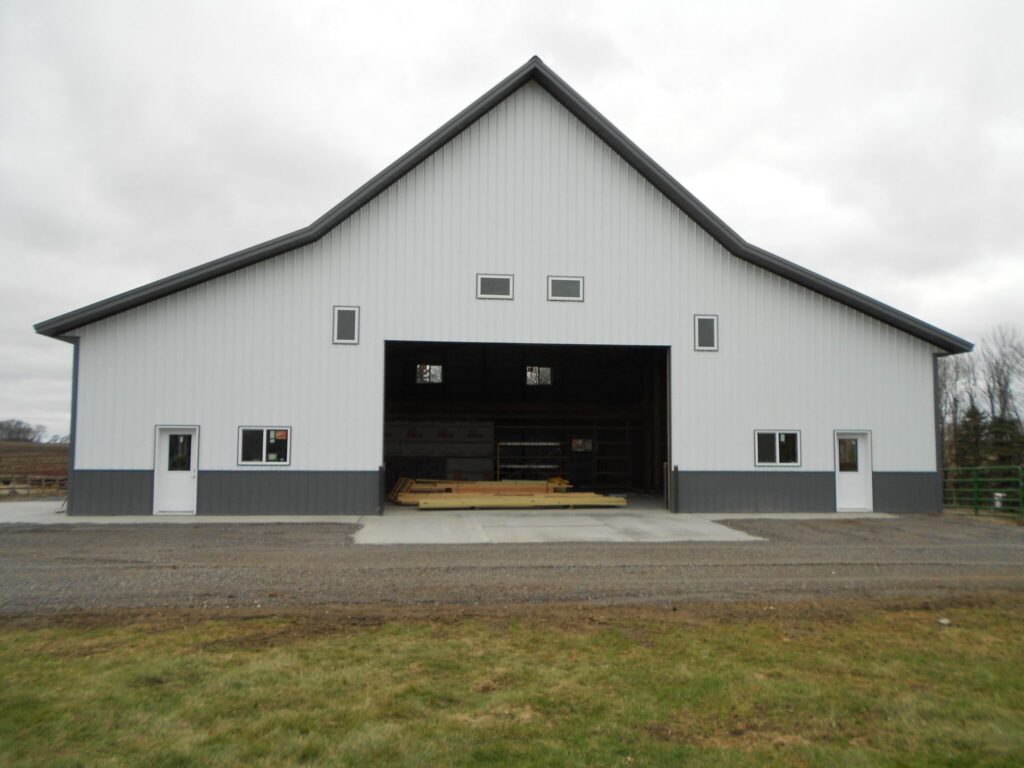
[{"left": 383, "top": 341, "right": 669, "bottom": 497}]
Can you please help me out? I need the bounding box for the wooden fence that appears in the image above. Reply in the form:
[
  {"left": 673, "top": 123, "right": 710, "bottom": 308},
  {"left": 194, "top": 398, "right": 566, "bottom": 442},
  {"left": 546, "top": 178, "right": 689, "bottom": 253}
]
[{"left": 0, "top": 474, "right": 68, "bottom": 498}]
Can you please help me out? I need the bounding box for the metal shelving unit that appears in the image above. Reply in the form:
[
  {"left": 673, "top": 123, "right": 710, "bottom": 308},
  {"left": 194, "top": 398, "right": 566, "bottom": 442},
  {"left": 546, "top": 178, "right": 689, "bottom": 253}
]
[
  {"left": 496, "top": 441, "right": 563, "bottom": 480},
  {"left": 493, "top": 417, "right": 638, "bottom": 489}
]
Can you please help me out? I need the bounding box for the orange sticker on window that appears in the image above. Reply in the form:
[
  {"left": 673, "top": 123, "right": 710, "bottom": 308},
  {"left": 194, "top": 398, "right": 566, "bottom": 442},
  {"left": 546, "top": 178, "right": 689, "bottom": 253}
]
[{"left": 276, "top": 430, "right": 288, "bottom": 440}]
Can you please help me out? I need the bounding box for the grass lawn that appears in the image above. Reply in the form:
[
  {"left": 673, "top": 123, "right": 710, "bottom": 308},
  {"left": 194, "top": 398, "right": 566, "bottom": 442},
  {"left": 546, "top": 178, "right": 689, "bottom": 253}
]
[{"left": 2, "top": 595, "right": 1023, "bottom": 767}]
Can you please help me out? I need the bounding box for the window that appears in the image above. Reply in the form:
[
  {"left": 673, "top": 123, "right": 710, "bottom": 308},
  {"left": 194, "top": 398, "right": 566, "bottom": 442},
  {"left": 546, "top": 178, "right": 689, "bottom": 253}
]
[
  {"left": 333, "top": 306, "right": 359, "bottom": 344},
  {"left": 168, "top": 434, "right": 192, "bottom": 471},
  {"left": 415, "top": 364, "right": 443, "bottom": 384},
  {"left": 755, "top": 431, "right": 800, "bottom": 466},
  {"left": 547, "top": 276, "right": 584, "bottom": 302},
  {"left": 526, "top": 365, "right": 552, "bottom": 386},
  {"left": 476, "top": 274, "right": 513, "bottom": 300},
  {"left": 238, "top": 427, "right": 290, "bottom": 465},
  {"left": 838, "top": 437, "right": 858, "bottom": 471},
  {"left": 694, "top": 314, "right": 718, "bottom": 351}
]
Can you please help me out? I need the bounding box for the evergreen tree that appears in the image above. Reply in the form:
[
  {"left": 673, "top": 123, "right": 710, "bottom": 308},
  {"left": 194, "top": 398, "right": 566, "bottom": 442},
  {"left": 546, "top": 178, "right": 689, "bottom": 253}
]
[
  {"left": 954, "top": 405, "right": 988, "bottom": 467},
  {"left": 987, "top": 416, "right": 1024, "bottom": 466}
]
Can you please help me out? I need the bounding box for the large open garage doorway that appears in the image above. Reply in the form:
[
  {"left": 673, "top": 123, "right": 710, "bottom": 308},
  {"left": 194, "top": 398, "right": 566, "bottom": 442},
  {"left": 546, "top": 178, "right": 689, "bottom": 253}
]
[{"left": 383, "top": 341, "right": 670, "bottom": 505}]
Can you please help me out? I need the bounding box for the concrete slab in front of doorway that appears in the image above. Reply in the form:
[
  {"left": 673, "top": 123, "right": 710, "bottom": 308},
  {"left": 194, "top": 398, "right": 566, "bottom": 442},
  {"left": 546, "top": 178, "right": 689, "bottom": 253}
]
[
  {"left": 1, "top": 500, "right": 894, "bottom": 545},
  {"left": 355, "top": 509, "right": 765, "bottom": 545}
]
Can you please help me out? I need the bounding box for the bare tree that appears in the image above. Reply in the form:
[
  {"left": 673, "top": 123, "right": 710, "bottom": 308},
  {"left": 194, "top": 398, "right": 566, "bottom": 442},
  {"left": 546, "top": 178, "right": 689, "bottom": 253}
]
[
  {"left": 0, "top": 419, "right": 47, "bottom": 442},
  {"left": 979, "top": 325, "right": 1024, "bottom": 421},
  {"left": 937, "top": 355, "right": 956, "bottom": 461},
  {"left": 938, "top": 352, "right": 980, "bottom": 465}
]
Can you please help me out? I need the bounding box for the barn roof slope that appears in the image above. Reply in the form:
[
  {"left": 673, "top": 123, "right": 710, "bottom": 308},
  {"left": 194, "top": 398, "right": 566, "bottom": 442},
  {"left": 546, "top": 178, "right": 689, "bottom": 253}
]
[{"left": 34, "top": 56, "right": 972, "bottom": 353}]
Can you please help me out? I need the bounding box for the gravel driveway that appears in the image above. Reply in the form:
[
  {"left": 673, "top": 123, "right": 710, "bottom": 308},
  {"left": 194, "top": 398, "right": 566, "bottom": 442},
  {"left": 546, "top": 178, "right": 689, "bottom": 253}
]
[{"left": 1, "top": 514, "right": 1022, "bottom": 614}]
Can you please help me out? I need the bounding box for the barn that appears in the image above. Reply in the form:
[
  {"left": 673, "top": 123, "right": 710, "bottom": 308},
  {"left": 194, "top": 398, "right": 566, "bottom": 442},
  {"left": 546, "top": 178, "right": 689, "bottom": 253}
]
[{"left": 35, "top": 57, "right": 971, "bottom": 516}]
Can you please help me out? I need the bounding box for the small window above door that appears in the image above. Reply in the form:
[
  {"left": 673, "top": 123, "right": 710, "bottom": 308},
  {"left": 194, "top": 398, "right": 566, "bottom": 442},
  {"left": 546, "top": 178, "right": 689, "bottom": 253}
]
[
  {"left": 526, "top": 365, "right": 552, "bottom": 386},
  {"left": 477, "top": 274, "right": 514, "bottom": 300},
  {"left": 547, "top": 276, "right": 584, "bottom": 302},
  {"left": 415, "top": 364, "right": 444, "bottom": 384}
]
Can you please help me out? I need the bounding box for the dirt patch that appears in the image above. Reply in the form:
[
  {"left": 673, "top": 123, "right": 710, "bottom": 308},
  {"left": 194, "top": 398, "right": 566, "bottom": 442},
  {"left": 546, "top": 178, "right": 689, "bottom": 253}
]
[
  {"left": 0, "top": 441, "right": 68, "bottom": 477},
  {"left": 640, "top": 719, "right": 816, "bottom": 749},
  {"left": 942, "top": 509, "right": 1023, "bottom": 526},
  {"left": 4, "top": 589, "right": 1020, "bottom": 635},
  {"left": 452, "top": 705, "right": 539, "bottom": 727}
]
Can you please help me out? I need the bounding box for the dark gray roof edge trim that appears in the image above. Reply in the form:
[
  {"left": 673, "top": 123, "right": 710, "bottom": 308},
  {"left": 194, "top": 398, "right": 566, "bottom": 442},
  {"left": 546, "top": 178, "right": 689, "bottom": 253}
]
[
  {"left": 528, "top": 62, "right": 972, "bottom": 354},
  {"left": 34, "top": 56, "right": 973, "bottom": 354}
]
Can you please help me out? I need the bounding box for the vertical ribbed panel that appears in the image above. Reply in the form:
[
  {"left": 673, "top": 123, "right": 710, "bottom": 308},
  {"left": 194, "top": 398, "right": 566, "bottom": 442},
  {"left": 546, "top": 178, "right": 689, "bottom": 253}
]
[
  {"left": 70, "top": 471, "right": 153, "bottom": 515},
  {"left": 675, "top": 471, "right": 835, "bottom": 513},
  {"left": 72, "top": 81, "right": 938, "bottom": 474},
  {"left": 195, "top": 471, "right": 378, "bottom": 515}
]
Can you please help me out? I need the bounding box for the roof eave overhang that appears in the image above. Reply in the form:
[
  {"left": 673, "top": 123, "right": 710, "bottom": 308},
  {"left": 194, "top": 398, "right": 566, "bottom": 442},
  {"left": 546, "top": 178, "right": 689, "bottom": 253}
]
[{"left": 33, "top": 56, "right": 974, "bottom": 354}]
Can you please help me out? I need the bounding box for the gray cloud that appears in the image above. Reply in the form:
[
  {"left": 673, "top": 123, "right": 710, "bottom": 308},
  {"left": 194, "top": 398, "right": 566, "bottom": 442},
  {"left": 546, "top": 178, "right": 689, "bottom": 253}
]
[{"left": 2, "top": 0, "right": 1022, "bottom": 437}]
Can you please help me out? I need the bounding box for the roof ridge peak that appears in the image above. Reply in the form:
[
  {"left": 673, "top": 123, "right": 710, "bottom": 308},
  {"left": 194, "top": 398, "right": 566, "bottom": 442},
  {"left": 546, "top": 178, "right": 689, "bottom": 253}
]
[{"left": 34, "top": 58, "right": 971, "bottom": 353}]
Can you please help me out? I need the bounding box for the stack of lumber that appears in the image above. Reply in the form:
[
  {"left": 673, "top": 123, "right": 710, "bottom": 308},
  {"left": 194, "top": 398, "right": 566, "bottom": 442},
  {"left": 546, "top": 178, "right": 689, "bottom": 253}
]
[
  {"left": 389, "top": 477, "right": 570, "bottom": 501},
  {"left": 388, "top": 477, "right": 626, "bottom": 510},
  {"left": 416, "top": 494, "right": 626, "bottom": 509}
]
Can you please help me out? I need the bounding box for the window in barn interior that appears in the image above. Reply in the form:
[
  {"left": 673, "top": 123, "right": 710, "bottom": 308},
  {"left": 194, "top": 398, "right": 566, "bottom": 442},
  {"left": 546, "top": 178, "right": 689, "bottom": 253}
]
[
  {"left": 415, "top": 364, "right": 443, "bottom": 384},
  {"left": 526, "top": 365, "right": 552, "bottom": 386}
]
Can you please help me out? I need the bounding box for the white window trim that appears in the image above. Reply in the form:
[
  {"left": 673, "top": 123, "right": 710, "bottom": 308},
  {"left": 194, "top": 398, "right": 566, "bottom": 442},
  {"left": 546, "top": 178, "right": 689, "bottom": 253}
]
[
  {"left": 694, "top": 314, "right": 719, "bottom": 351},
  {"left": 476, "top": 273, "right": 514, "bottom": 300},
  {"left": 332, "top": 305, "right": 360, "bottom": 345},
  {"left": 547, "top": 275, "right": 584, "bottom": 302},
  {"left": 754, "top": 430, "right": 802, "bottom": 467},
  {"left": 238, "top": 426, "right": 292, "bottom": 466}
]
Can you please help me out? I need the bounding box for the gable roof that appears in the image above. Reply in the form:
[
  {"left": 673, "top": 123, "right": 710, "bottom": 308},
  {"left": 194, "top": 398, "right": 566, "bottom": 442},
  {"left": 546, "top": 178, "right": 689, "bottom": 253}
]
[{"left": 35, "top": 56, "right": 972, "bottom": 353}]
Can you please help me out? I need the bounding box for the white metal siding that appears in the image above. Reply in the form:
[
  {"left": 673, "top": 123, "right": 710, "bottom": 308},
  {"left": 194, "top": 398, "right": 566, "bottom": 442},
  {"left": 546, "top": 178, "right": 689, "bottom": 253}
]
[{"left": 73, "top": 81, "right": 938, "bottom": 474}]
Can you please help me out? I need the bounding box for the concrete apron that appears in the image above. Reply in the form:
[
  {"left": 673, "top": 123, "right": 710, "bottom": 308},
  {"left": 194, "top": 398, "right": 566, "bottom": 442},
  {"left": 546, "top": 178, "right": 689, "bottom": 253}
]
[{"left": 0, "top": 500, "right": 892, "bottom": 545}]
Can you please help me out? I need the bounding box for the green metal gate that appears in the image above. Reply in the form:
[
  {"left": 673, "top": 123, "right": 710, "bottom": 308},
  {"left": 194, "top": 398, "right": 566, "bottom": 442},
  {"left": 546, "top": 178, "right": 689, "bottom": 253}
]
[{"left": 942, "top": 465, "right": 1023, "bottom": 516}]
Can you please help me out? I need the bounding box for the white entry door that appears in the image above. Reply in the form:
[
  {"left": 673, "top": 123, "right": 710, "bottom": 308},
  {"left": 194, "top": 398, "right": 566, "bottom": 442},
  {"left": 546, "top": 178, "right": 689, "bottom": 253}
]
[
  {"left": 835, "top": 431, "right": 873, "bottom": 511},
  {"left": 153, "top": 426, "right": 198, "bottom": 514}
]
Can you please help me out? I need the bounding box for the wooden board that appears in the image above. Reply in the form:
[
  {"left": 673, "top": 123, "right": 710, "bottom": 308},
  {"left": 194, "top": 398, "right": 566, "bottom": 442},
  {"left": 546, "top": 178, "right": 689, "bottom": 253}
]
[
  {"left": 410, "top": 478, "right": 569, "bottom": 491},
  {"left": 389, "top": 476, "right": 572, "bottom": 504},
  {"left": 416, "top": 493, "right": 626, "bottom": 510}
]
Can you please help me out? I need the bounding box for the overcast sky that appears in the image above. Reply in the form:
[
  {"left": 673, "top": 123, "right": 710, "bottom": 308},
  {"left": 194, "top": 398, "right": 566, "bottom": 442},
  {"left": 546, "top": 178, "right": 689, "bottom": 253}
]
[{"left": 2, "top": 0, "right": 1022, "bottom": 437}]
